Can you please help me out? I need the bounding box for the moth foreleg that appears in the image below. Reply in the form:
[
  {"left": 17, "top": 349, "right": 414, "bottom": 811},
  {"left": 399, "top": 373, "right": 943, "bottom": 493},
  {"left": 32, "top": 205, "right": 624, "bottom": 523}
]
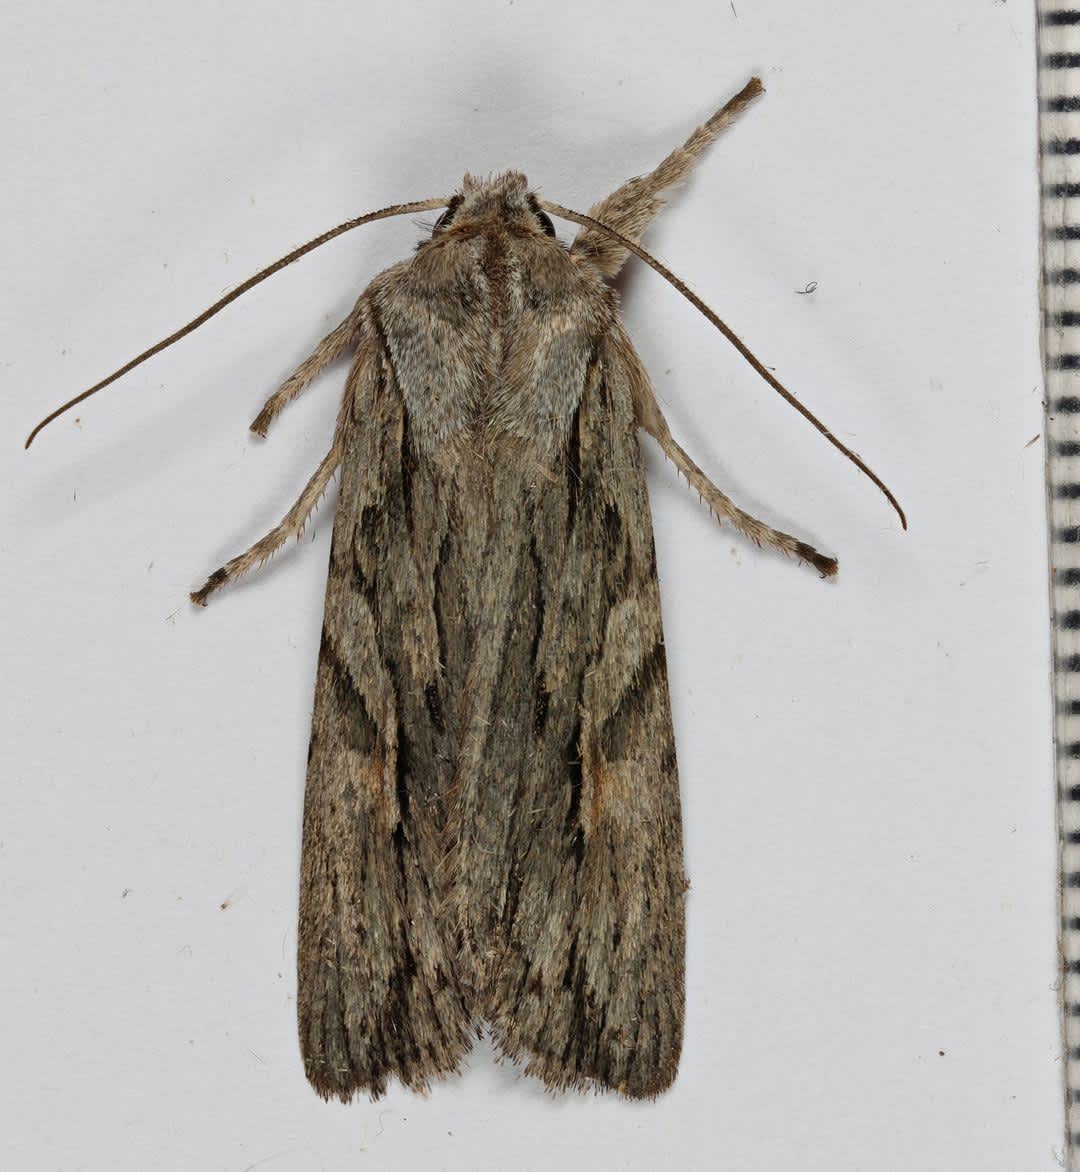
[
  {"left": 249, "top": 310, "right": 359, "bottom": 437},
  {"left": 190, "top": 440, "right": 342, "bottom": 605}
]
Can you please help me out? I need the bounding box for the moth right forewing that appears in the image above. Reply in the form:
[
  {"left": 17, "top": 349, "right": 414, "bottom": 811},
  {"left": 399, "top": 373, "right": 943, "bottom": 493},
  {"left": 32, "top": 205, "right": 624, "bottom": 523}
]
[{"left": 486, "top": 324, "right": 686, "bottom": 1098}]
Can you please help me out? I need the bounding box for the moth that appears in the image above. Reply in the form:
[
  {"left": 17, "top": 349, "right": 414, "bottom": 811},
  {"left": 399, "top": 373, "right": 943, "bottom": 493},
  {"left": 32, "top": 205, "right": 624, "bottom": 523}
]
[{"left": 27, "top": 78, "right": 903, "bottom": 1100}]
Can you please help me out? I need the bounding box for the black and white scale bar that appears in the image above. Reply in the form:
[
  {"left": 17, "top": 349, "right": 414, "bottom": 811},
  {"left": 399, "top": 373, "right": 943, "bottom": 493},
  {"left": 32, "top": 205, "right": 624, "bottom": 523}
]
[{"left": 1039, "top": 5, "right": 1080, "bottom": 1165}]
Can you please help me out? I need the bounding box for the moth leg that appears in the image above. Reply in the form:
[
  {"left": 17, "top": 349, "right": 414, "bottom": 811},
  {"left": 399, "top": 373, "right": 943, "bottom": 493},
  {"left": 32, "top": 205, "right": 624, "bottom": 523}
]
[
  {"left": 249, "top": 310, "right": 359, "bottom": 437},
  {"left": 190, "top": 440, "right": 342, "bottom": 605},
  {"left": 571, "top": 78, "right": 763, "bottom": 278},
  {"left": 643, "top": 405, "right": 837, "bottom": 577}
]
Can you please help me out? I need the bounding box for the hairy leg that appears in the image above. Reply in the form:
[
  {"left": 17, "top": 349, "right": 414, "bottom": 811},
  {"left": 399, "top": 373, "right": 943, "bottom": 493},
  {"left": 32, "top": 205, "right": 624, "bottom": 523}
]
[
  {"left": 250, "top": 308, "right": 360, "bottom": 437},
  {"left": 191, "top": 441, "right": 342, "bottom": 605},
  {"left": 611, "top": 324, "right": 838, "bottom": 576},
  {"left": 649, "top": 415, "right": 837, "bottom": 577},
  {"left": 571, "top": 78, "right": 763, "bottom": 277}
]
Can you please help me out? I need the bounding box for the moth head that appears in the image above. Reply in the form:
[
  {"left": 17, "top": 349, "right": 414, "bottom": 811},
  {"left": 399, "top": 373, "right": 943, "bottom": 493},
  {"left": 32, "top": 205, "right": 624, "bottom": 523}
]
[{"left": 430, "top": 172, "right": 556, "bottom": 240}]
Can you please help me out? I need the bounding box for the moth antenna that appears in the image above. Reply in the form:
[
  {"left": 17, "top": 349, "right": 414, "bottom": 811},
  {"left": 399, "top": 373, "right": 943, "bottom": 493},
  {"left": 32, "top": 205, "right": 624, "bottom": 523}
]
[
  {"left": 540, "top": 199, "right": 907, "bottom": 530},
  {"left": 24, "top": 197, "right": 449, "bottom": 449}
]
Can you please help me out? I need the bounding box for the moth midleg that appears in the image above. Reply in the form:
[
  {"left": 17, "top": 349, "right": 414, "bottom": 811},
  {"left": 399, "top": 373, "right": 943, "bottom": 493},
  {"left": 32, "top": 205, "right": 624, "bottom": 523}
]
[
  {"left": 613, "top": 324, "right": 838, "bottom": 575},
  {"left": 190, "top": 440, "right": 343, "bottom": 605},
  {"left": 646, "top": 408, "right": 837, "bottom": 577},
  {"left": 249, "top": 309, "right": 360, "bottom": 437}
]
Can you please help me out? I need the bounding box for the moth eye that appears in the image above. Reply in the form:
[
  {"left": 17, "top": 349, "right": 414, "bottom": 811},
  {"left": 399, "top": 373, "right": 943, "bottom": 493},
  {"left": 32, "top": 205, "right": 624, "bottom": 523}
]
[
  {"left": 526, "top": 194, "right": 556, "bottom": 238},
  {"left": 432, "top": 198, "right": 462, "bottom": 236}
]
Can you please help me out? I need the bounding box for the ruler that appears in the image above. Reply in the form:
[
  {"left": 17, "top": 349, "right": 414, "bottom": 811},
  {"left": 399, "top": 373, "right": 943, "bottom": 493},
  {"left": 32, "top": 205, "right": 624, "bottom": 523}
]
[{"left": 1041, "top": 3, "right": 1080, "bottom": 1161}]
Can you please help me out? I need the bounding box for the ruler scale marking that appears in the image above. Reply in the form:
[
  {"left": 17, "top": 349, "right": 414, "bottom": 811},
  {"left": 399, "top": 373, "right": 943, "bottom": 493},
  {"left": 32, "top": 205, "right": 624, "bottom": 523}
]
[{"left": 1040, "top": 5, "right": 1080, "bottom": 1163}]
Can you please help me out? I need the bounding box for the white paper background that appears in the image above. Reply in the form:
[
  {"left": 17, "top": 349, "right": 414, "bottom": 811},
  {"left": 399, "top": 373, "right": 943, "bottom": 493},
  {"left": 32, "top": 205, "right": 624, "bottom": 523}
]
[{"left": 1, "top": 1, "right": 1056, "bottom": 1169}]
